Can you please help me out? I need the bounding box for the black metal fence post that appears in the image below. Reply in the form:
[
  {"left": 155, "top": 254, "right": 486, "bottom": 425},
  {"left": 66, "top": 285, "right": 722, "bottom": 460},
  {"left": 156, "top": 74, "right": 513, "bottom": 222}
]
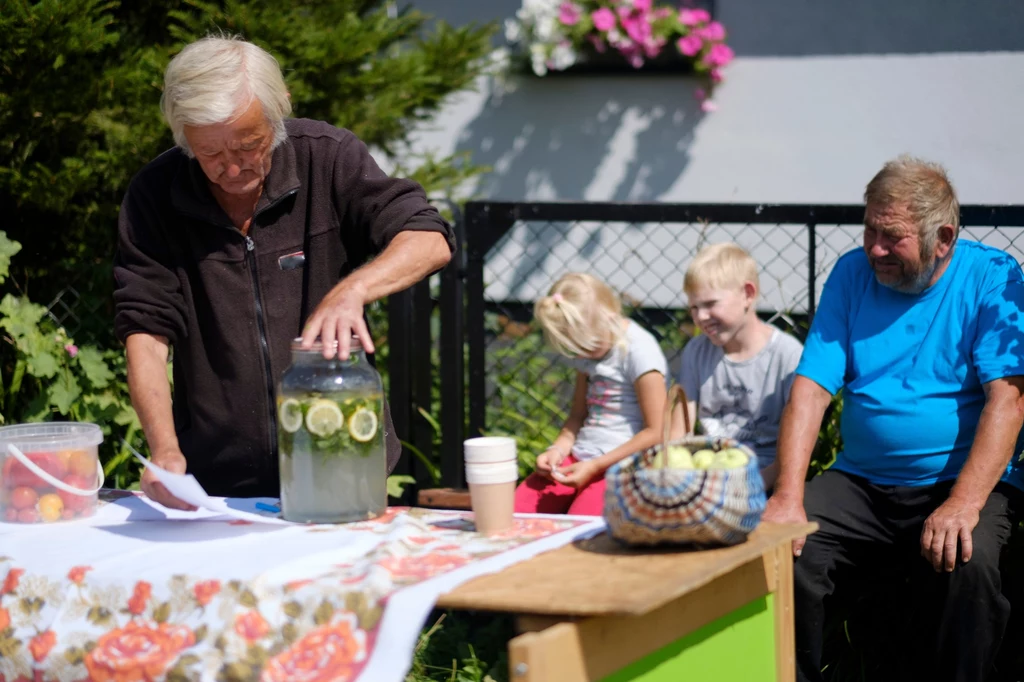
[
  {"left": 411, "top": 278, "right": 433, "bottom": 480},
  {"left": 439, "top": 203, "right": 466, "bottom": 488},
  {"left": 807, "top": 221, "right": 817, "bottom": 320},
  {"left": 464, "top": 204, "right": 489, "bottom": 448},
  {"left": 386, "top": 284, "right": 416, "bottom": 501}
]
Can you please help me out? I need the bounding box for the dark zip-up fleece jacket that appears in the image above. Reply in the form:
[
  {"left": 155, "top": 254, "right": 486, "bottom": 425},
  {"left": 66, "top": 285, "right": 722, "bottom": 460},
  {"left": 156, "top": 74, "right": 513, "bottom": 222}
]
[{"left": 113, "top": 118, "right": 455, "bottom": 497}]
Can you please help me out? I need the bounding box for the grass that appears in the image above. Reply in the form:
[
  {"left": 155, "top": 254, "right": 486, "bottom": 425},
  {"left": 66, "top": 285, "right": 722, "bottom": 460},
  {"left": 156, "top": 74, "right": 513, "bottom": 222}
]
[{"left": 406, "top": 611, "right": 514, "bottom": 682}]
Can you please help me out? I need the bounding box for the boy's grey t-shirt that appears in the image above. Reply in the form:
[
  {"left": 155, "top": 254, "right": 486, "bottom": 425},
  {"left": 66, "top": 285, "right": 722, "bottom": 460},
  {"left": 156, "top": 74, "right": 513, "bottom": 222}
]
[
  {"left": 567, "top": 321, "right": 669, "bottom": 461},
  {"left": 677, "top": 329, "right": 803, "bottom": 468}
]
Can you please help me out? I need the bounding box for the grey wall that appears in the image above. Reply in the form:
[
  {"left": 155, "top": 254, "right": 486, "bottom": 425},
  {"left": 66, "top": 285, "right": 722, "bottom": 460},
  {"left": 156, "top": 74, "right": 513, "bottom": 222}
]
[
  {"left": 408, "top": 52, "right": 1024, "bottom": 204},
  {"left": 409, "top": 0, "right": 1024, "bottom": 55},
  {"left": 396, "top": 1, "right": 1024, "bottom": 307}
]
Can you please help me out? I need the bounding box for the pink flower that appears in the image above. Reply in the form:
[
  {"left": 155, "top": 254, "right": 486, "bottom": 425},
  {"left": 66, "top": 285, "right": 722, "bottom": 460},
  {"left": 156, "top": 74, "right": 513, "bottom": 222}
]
[
  {"left": 632, "top": 0, "right": 652, "bottom": 11},
  {"left": 676, "top": 34, "right": 703, "bottom": 57},
  {"left": 643, "top": 36, "right": 666, "bottom": 58},
  {"left": 694, "top": 88, "right": 707, "bottom": 101},
  {"left": 710, "top": 67, "right": 723, "bottom": 83},
  {"left": 621, "top": 14, "right": 652, "bottom": 44},
  {"left": 558, "top": 2, "right": 581, "bottom": 26},
  {"left": 65, "top": 343, "right": 78, "bottom": 358},
  {"left": 587, "top": 34, "right": 608, "bottom": 53},
  {"left": 653, "top": 7, "right": 673, "bottom": 19},
  {"left": 700, "top": 99, "right": 719, "bottom": 113},
  {"left": 590, "top": 7, "right": 616, "bottom": 31},
  {"left": 691, "top": 9, "right": 712, "bottom": 23},
  {"left": 705, "top": 43, "right": 735, "bottom": 67},
  {"left": 678, "top": 9, "right": 700, "bottom": 26},
  {"left": 699, "top": 21, "right": 726, "bottom": 41}
]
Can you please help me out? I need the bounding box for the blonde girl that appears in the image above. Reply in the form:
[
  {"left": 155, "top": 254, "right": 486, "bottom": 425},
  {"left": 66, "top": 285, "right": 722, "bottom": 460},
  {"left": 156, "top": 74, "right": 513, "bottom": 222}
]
[{"left": 513, "top": 273, "right": 669, "bottom": 516}]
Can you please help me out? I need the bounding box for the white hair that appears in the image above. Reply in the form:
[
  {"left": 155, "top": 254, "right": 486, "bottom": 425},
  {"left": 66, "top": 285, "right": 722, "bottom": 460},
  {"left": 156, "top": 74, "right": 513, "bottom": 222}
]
[{"left": 161, "top": 36, "right": 292, "bottom": 157}]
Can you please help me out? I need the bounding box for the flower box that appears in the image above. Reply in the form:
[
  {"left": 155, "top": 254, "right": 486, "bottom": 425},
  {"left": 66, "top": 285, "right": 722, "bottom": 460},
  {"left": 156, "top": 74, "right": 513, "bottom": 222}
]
[{"left": 506, "top": 1, "right": 734, "bottom": 103}]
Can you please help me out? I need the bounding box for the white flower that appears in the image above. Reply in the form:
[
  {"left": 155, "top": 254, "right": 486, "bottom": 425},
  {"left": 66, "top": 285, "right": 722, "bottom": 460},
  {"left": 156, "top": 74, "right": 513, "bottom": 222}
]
[
  {"left": 522, "top": 0, "right": 560, "bottom": 14},
  {"left": 534, "top": 15, "right": 560, "bottom": 42},
  {"left": 550, "top": 43, "right": 577, "bottom": 70},
  {"left": 531, "top": 55, "right": 549, "bottom": 76},
  {"left": 487, "top": 46, "right": 512, "bottom": 74},
  {"left": 504, "top": 18, "right": 522, "bottom": 43}
]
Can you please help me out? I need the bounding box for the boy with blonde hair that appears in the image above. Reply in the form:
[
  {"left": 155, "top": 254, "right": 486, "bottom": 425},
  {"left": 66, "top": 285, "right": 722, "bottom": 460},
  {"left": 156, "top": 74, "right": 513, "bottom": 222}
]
[{"left": 673, "top": 243, "right": 803, "bottom": 488}]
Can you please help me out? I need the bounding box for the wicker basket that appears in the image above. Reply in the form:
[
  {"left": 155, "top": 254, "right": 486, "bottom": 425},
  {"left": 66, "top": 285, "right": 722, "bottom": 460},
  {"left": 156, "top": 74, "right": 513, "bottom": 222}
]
[{"left": 603, "top": 384, "right": 767, "bottom": 547}]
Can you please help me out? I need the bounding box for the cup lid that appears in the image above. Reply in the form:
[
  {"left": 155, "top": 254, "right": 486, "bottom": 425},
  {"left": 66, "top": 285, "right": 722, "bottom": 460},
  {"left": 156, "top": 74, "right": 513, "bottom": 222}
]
[{"left": 464, "top": 436, "right": 517, "bottom": 464}]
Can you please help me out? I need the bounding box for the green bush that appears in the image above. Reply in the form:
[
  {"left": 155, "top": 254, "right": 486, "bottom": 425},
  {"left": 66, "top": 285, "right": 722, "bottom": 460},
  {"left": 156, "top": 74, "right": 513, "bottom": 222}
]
[
  {"left": 0, "top": 231, "right": 143, "bottom": 486},
  {"left": 0, "top": 0, "right": 495, "bottom": 473},
  {"left": 0, "top": 0, "right": 495, "bottom": 345}
]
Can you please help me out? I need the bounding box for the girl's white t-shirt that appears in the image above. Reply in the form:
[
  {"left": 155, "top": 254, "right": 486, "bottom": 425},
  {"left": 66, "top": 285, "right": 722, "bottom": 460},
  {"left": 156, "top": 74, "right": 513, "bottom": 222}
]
[{"left": 566, "top": 321, "right": 668, "bottom": 460}]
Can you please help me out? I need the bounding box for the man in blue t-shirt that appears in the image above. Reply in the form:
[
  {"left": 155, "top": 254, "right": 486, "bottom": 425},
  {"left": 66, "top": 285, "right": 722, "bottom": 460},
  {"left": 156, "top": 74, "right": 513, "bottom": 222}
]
[{"left": 763, "top": 156, "right": 1024, "bottom": 682}]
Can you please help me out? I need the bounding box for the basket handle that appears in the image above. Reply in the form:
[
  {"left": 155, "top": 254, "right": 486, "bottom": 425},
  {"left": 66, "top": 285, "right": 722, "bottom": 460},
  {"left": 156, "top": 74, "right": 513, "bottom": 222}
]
[{"left": 662, "top": 384, "right": 692, "bottom": 450}]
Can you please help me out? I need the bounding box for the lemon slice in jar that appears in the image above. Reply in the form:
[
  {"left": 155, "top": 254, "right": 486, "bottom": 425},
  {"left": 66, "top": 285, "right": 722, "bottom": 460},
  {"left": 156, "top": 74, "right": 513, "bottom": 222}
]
[
  {"left": 348, "top": 407, "right": 378, "bottom": 442},
  {"left": 305, "top": 399, "right": 344, "bottom": 437},
  {"left": 278, "top": 398, "right": 304, "bottom": 433}
]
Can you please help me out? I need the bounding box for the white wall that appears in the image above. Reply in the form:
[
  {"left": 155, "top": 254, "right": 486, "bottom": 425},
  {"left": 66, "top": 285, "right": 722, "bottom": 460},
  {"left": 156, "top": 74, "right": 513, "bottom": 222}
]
[
  {"left": 410, "top": 56, "right": 1024, "bottom": 204},
  {"left": 400, "top": 1, "right": 1024, "bottom": 309},
  {"left": 403, "top": 0, "right": 1024, "bottom": 203}
]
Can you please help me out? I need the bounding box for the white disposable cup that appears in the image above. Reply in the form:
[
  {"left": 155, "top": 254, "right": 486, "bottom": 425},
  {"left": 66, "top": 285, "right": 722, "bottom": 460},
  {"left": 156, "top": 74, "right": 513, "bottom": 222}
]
[
  {"left": 464, "top": 438, "right": 518, "bottom": 534},
  {"left": 463, "top": 437, "right": 517, "bottom": 464},
  {"left": 465, "top": 461, "right": 518, "bottom": 484}
]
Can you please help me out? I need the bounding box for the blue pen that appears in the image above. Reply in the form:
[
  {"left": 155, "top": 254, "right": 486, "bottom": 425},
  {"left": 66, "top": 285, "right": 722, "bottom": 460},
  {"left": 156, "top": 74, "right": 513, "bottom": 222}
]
[{"left": 255, "top": 502, "right": 280, "bottom": 513}]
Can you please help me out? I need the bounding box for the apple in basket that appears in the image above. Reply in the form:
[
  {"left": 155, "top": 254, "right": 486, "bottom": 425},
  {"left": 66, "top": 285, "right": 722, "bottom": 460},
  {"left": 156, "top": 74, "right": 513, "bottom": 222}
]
[
  {"left": 713, "top": 447, "right": 750, "bottom": 469},
  {"left": 692, "top": 449, "right": 715, "bottom": 469},
  {"left": 690, "top": 448, "right": 750, "bottom": 470},
  {"left": 652, "top": 445, "right": 694, "bottom": 469}
]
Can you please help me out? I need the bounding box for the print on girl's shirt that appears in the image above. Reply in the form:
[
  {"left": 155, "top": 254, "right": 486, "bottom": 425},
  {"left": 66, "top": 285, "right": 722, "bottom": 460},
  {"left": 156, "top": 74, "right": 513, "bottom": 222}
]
[{"left": 587, "top": 379, "right": 622, "bottom": 427}]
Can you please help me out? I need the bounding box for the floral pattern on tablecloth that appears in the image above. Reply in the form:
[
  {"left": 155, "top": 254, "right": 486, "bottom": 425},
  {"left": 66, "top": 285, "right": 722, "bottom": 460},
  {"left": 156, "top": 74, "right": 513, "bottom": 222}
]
[{"left": 0, "top": 510, "right": 587, "bottom": 682}]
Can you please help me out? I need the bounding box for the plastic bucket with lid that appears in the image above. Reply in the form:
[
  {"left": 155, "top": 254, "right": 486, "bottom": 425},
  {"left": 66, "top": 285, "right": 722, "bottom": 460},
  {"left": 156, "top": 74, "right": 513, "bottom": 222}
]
[{"left": 0, "top": 423, "right": 105, "bottom": 523}]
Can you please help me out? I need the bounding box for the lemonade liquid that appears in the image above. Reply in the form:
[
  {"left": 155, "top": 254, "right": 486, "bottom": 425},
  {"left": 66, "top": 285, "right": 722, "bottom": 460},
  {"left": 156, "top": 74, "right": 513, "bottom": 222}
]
[{"left": 277, "top": 389, "right": 386, "bottom": 523}]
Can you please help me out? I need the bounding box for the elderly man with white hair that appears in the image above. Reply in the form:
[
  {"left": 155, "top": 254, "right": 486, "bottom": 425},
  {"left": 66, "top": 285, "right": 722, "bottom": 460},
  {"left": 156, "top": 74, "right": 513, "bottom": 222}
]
[{"left": 113, "top": 36, "right": 453, "bottom": 508}]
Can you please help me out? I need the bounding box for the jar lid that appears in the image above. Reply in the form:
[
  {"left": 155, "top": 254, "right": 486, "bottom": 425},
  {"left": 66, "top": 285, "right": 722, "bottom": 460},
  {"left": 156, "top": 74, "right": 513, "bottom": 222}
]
[{"left": 290, "top": 336, "right": 365, "bottom": 352}]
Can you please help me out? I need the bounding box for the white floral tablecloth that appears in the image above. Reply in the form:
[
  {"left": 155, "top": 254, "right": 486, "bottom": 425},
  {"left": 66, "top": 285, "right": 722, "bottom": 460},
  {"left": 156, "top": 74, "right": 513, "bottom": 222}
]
[{"left": 0, "top": 490, "right": 603, "bottom": 682}]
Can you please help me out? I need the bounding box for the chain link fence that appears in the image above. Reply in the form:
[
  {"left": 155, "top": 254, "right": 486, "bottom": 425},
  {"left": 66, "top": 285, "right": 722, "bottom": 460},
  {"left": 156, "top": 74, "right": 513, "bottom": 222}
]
[
  {"left": 442, "top": 203, "right": 1024, "bottom": 485},
  {"left": 43, "top": 286, "right": 99, "bottom": 342}
]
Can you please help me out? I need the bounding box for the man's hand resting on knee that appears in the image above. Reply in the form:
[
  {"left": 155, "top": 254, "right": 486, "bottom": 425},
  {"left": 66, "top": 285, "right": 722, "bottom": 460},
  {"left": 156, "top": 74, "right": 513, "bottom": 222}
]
[{"left": 920, "top": 498, "right": 980, "bottom": 572}]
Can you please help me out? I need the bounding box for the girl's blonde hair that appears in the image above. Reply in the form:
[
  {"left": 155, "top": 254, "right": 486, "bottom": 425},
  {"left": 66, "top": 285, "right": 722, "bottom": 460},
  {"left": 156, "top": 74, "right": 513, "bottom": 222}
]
[
  {"left": 534, "top": 273, "right": 626, "bottom": 358},
  {"left": 683, "top": 243, "right": 760, "bottom": 296}
]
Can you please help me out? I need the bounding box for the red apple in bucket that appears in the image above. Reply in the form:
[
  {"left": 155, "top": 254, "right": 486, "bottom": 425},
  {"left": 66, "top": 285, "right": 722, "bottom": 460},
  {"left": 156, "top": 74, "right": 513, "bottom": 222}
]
[
  {"left": 2, "top": 451, "right": 68, "bottom": 489},
  {"left": 58, "top": 474, "right": 94, "bottom": 512}
]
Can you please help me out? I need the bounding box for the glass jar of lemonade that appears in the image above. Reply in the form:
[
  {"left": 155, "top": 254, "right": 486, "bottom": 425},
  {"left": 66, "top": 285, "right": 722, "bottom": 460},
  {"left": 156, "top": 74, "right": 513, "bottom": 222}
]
[{"left": 276, "top": 336, "right": 386, "bottom": 523}]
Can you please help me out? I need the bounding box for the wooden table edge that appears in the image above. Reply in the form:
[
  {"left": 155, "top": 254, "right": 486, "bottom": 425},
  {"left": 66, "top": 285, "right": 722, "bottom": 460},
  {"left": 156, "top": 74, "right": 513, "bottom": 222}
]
[{"left": 437, "top": 521, "right": 818, "bottom": 618}]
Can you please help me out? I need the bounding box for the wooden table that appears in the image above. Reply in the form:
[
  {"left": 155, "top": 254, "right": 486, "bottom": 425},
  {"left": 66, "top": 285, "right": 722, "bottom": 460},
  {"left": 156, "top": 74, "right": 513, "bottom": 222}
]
[{"left": 438, "top": 521, "right": 817, "bottom": 682}]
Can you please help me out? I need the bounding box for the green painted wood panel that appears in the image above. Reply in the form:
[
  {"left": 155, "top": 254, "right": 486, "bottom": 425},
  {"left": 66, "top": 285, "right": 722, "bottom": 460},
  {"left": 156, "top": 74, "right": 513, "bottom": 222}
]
[{"left": 599, "top": 594, "right": 776, "bottom": 682}]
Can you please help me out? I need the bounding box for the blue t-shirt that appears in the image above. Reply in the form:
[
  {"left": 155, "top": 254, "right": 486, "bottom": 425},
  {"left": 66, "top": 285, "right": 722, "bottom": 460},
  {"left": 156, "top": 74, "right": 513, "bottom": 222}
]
[{"left": 797, "top": 240, "right": 1024, "bottom": 488}]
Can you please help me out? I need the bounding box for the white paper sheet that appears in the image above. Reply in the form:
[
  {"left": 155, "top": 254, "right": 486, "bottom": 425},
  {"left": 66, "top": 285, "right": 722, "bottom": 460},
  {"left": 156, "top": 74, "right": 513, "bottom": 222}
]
[{"left": 131, "top": 451, "right": 292, "bottom": 525}]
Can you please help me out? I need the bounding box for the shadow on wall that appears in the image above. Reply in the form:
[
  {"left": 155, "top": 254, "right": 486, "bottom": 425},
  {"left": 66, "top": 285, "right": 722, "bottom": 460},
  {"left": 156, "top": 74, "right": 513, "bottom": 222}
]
[{"left": 454, "top": 74, "right": 705, "bottom": 202}]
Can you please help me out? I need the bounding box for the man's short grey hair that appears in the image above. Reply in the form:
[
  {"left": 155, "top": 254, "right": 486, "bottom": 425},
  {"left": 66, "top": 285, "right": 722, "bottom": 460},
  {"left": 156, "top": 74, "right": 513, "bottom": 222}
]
[
  {"left": 864, "top": 155, "right": 961, "bottom": 253},
  {"left": 161, "top": 36, "right": 292, "bottom": 157}
]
